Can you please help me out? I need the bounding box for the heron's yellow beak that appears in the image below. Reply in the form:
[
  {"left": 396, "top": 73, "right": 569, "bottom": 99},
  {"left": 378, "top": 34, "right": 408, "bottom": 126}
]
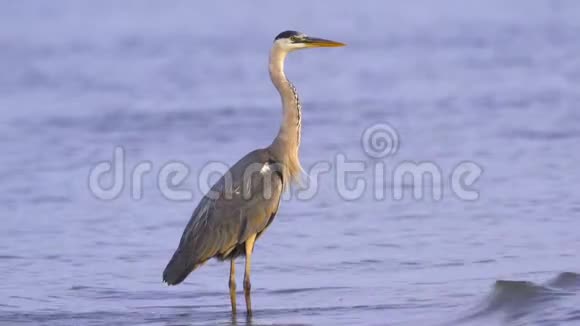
[{"left": 302, "top": 37, "right": 346, "bottom": 48}]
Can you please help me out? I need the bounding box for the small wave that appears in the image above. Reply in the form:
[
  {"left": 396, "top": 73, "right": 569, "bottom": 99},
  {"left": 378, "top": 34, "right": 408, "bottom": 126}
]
[
  {"left": 503, "top": 129, "right": 580, "bottom": 142},
  {"left": 545, "top": 272, "right": 580, "bottom": 290},
  {"left": 487, "top": 280, "right": 566, "bottom": 308},
  {"left": 38, "top": 107, "right": 269, "bottom": 135},
  {"left": 69, "top": 286, "right": 225, "bottom": 301},
  {"left": 455, "top": 272, "right": 578, "bottom": 324},
  {"left": 565, "top": 309, "right": 580, "bottom": 322},
  {"left": 30, "top": 195, "right": 71, "bottom": 204},
  {"left": 42, "top": 110, "right": 213, "bottom": 134},
  {"left": 267, "top": 286, "right": 349, "bottom": 295},
  {"left": 0, "top": 255, "right": 23, "bottom": 260}
]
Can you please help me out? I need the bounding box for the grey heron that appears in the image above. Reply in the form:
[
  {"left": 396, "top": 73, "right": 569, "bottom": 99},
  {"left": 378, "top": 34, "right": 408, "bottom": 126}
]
[{"left": 162, "top": 30, "right": 345, "bottom": 315}]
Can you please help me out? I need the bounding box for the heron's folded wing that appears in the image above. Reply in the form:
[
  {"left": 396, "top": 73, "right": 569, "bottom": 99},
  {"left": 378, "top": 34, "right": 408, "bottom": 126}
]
[{"left": 177, "top": 157, "right": 284, "bottom": 263}]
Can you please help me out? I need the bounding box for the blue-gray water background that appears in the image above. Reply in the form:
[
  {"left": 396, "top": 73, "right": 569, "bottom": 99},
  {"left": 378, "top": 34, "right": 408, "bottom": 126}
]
[{"left": 1, "top": 1, "right": 580, "bottom": 325}]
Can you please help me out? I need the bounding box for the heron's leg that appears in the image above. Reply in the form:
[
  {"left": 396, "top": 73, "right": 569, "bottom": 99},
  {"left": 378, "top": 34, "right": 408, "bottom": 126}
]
[
  {"left": 229, "top": 259, "right": 237, "bottom": 314},
  {"left": 244, "top": 233, "right": 257, "bottom": 315}
]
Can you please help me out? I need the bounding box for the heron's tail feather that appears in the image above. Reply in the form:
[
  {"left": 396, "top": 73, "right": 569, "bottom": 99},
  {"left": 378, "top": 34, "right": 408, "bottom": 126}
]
[{"left": 162, "top": 250, "right": 195, "bottom": 285}]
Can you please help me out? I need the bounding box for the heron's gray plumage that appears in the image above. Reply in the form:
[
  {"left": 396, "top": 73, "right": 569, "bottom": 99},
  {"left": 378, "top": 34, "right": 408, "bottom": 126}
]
[
  {"left": 163, "top": 149, "right": 284, "bottom": 285},
  {"left": 161, "top": 30, "right": 344, "bottom": 314}
]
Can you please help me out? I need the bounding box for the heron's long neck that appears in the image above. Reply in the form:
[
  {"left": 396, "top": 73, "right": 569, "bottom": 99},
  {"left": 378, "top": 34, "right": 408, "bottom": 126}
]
[{"left": 269, "top": 46, "right": 302, "bottom": 183}]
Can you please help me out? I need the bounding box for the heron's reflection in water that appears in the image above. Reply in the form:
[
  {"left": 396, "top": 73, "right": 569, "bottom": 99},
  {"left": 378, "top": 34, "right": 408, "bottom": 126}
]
[{"left": 228, "top": 313, "right": 252, "bottom": 326}]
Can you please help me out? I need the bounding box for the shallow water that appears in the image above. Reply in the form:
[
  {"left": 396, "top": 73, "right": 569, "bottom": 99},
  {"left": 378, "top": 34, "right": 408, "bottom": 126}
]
[{"left": 1, "top": 1, "right": 580, "bottom": 325}]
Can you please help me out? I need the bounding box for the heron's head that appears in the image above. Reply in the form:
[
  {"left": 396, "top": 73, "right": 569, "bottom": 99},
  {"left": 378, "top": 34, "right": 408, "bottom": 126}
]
[{"left": 273, "top": 30, "right": 345, "bottom": 52}]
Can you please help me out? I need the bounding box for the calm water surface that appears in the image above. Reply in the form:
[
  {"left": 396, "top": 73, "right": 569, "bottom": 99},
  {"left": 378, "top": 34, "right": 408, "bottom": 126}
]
[{"left": 1, "top": 1, "right": 580, "bottom": 325}]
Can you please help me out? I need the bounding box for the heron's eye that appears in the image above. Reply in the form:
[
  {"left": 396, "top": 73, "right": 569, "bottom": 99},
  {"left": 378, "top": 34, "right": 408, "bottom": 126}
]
[{"left": 289, "top": 36, "right": 298, "bottom": 42}]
